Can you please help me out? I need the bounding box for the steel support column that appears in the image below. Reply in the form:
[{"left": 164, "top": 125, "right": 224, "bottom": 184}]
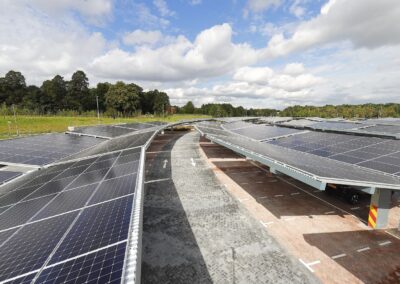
[{"left": 368, "top": 188, "right": 392, "bottom": 229}]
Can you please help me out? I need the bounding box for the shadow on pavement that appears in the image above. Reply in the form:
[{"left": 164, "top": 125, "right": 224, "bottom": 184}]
[
  {"left": 141, "top": 131, "right": 213, "bottom": 284},
  {"left": 303, "top": 229, "right": 400, "bottom": 283}
]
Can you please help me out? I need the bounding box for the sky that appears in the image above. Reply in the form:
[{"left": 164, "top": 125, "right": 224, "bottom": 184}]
[{"left": 0, "top": 0, "right": 400, "bottom": 109}]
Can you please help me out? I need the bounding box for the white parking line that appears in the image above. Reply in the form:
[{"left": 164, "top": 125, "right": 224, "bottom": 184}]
[
  {"left": 274, "top": 194, "right": 284, "bottom": 197},
  {"left": 238, "top": 198, "right": 250, "bottom": 203},
  {"left": 350, "top": 207, "right": 360, "bottom": 210},
  {"left": 241, "top": 182, "right": 249, "bottom": 185},
  {"left": 256, "top": 181, "right": 264, "bottom": 184},
  {"left": 299, "top": 259, "right": 320, "bottom": 273},
  {"left": 379, "top": 241, "right": 392, "bottom": 246},
  {"left": 260, "top": 221, "right": 274, "bottom": 227},
  {"left": 258, "top": 196, "right": 269, "bottom": 199},
  {"left": 290, "top": 192, "right": 300, "bottom": 196},
  {"left": 331, "top": 253, "right": 346, "bottom": 259},
  {"left": 145, "top": 177, "right": 171, "bottom": 184},
  {"left": 357, "top": 247, "right": 370, "bottom": 252},
  {"left": 324, "top": 211, "right": 335, "bottom": 214}
]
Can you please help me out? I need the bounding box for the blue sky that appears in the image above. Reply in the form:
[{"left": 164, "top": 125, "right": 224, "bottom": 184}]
[{"left": 1, "top": 0, "right": 400, "bottom": 109}]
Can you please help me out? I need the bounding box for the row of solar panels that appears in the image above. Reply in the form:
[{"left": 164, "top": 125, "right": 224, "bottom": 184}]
[
  {"left": 196, "top": 120, "right": 400, "bottom": 189},
  {"left": 267, "top": 118, "right": 400, "bottom": 138},
  {"left": 0, "top": 122, "right": 166, "bottom": 283}
]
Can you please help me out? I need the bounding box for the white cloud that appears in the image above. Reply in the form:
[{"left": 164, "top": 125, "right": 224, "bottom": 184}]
[
  {"left": 244, "top": 0, "right": 282, "bottom": 15},
  {"left": 189, "top": 0, "right": 202, "bottom": 5},
  {"left": 91, "top": 24, "right": 261, "bottom": 81},
  {"left": 26, "top": 0, "right": 113, "bottom": 25},
  {"left": 136, "top": 3, "right": 170, "bottom": 29},
  {"left": 283, "top": 63, "right": 305, "bottom": 75},
  {"left": 289, "top": 0, "right": 305, "bottom": 18},
  {"left": 265, "top": 0, "right": 400, "bottom": 57},
  {"left": 233, "top": 64, "right": 323, "bottom": 92},
  {"left": 0, "top": 1, "right": 106, "bottom": 84},
  {"left": 123, "top": 30, "right": 163, "bottom": 46},
  {"left": 153, "top": 0, "right": 175, "bottom": 17}
]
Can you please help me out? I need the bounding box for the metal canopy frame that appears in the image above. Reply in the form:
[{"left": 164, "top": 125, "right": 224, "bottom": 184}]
[{"left": 205, "top": 134, "right": 400, "bottom": 191}]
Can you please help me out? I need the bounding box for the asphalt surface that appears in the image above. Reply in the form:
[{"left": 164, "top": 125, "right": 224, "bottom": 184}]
[{"left": 141, "top": 130, "right": 318, "bottom": 284}]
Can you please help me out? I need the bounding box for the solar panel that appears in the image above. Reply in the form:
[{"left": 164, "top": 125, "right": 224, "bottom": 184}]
[
  {"left": 0, "top": 171, "right": 21, "bottom": 184},
  {"left": 36, "top": 242, "right": 126, "bottom": 284},
  {"left": 0, "top": 138, "right": 146, "bottom": 283},
  {"left": 308, "top": 121, "right": 362, "bottom": 130},
  {"left": 0, "top": 134, "right": 104, "bottom": 166},
  {"left": 49, "top": 195, "right": 133, "bottom": 264},
  {"left": 265, "top": 131, "right": 400, "bottom": 176},
  {"left": 228, "top": 124, "right": 303, "bottom": 141},
  {"left": 0, "top": 212, "right": 79, "bottom": 282},
  {"left": 70, "top": 125, "right": 135, "bottom": 138},
  {"left": 117, "top": 122, "right": 156, "bottom": 130}
]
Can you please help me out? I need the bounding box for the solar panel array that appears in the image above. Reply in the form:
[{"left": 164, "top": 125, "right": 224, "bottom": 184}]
[
  {"left": 0, "top": 147, "right": 142, "bottom": 283},
  {"left": 224, "top": 123, "right": 304, "bottom": 141},
  {"left": 206, "top": 132, "right": 400, "bottom": 186},
  {"left": 0, "top": 171, "right": 21, "bottom": 184},
  {"left": 70, "top": 122, "right": 163, "bottom": 138},
  {"left": 358, "top": 125, "right": 400, "bottom": 135},
  {"left": 0, "top": 121, "right": 168, "bottom": 283},
  {"left": 0, "top": 133, "right": 103, "bottom": 166},
  {"left": 268, "top": 132, "right": 400, "bottom": 176}
]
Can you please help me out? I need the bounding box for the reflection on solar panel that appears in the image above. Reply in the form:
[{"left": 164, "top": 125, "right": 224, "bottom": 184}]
[
  {"left": 306, "top": 121, "right": 362, "bottom": 130},
  {"left": 0, "top": 133, "right": 103, "bottom": 166},
  {"left": 70, "top": 125, "right": 135, "bottom": 138},
  {"left": 268, "top": 131, "right": 400, "bottom": 176},
  {"left": 117, "top": 122, "right": 158, "bottom": 130},
  {"left": 0, "top": 171, "right": 21, "bottom": 184},
  {"left": 359, "top": 125, "right": 400, "bottom": 135},
  {"left": 0, "top": 144, "right": 142, "bottom": 283},
  {"left": 222, "top": 121, "right": 252, "bottom": 130},
  {"left": 230, "top": 124, "right": 304, "bottom": 141}
]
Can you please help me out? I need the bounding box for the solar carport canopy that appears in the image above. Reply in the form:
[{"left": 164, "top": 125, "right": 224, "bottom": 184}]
[
  {"left": 0, "top": 122, "right": 162, "bottom": 283},
  {"left": 196, "top": 122, "right": 400, "bottom": 190}
]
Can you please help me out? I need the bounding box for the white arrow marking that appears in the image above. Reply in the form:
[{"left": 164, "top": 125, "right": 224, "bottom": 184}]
[
  {"left": 163, "top": 159, "right": 168, "bottom": 169},
  {"left": 190, "top": 158, "right": 196, "bottom": 167}
]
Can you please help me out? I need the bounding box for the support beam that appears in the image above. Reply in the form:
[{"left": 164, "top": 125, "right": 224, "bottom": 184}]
[
  {"left": 368, "top": 188, "right": 392, "bottom": 229},
  {"left": 269, "top": 167, "right": 278, "bottom": 174}
]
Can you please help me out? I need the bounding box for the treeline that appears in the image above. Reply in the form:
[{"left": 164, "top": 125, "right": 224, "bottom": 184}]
[
  {"left": 176, "top": 101, "right": 278, "bottom": 117},
  {"left": 279, "top": 104, "right": 400, "bottom": 118},
  {"left": 0, "top": 70, "right": 170, "bottom": 116}
]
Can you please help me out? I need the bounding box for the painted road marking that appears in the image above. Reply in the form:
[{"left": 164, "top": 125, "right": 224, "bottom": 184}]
[
  {"left": 290, "top": 192, "right": 300, "bottom": 196},
  {"left": 163, "top": 159, "right": 168, "bottom": 169},
  {"left": 350, "top": 207, "right": 360, "bottom": 210},
  {"left": 357, "top": 247, "right": 370, "bottom": 253},
  {"left": 299, "top": 259, "right": 320, "bottom": 273},
  {"left": 258, "top": 196, "right": 269, "bottom": 199},
  {"left": 145, "top": 178, "right": 171, "bottom": 184},
  {"left": 331, "top": 253, "right": 346, "bottom": 259},
  {"left": 260, "top": 221, "right": 274, "bottom": 228},
  {"left": 256, "top": 181, "right": 263, "bottom": 184},
  {"left": 190, "top": 158, "right": 196, "bottom": 167},
  {"left": 238, "top": 198, "right": 250, "bottom": 203},
  {"left": 274, "top": 194, "right": 284, "bottom": 197},
  {"left": 379, "top": 241, "right": 392, "bottom": 246},
  {"left": 324, "top": 211, "right": 335, "bottom": 214}
]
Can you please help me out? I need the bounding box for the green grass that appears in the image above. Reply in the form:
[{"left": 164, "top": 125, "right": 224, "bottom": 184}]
[{"left": 0, "top": 114, "right": 210, "bottom": 139}]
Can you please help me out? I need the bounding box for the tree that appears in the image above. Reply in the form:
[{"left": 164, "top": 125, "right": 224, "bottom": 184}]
[
  {"left": 182, "top": 101, "right": 195, "bottom": 114},
  {"left": 0, "top": 71, "right": 26, "bottom": 105},
  {"left": 153, "top": 90, "right": 170, "bottom": 115},
  {"left": 66, "top": 70, "right": 89, "bottom": 111},
  {"left": 21, "top": 86, "right": 42, "bottom": 112},
  {"left": 105, "top": 81, "right": 142, "bottom": 116},
  {"left": 89, "top": 82, "right": 110, "bottom": 112},
  {"left": 40, "top": 75, "right": 67, "bottom": 113}
]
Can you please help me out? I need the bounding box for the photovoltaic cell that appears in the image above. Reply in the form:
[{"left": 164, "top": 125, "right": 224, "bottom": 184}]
[
  {"left": 89, "top": 174, "right": 137, "bottom": 205},
  {"left": 0, "top": 171, "right": 21, "bottom": 184},
  {"left": 0, "top": 187, "right": 37, "bottom": 208},
  {"left": 25, "top": 176, "right": 76, "bottom": 200},
  {"left": 33, "top": 183, "right": 98, "bottom": 221},
  {"left": 105, "top": 162, "right": 139, "bottom": 180},
  {"left": 0, "top": 228, "right": 17, "bottom": 245},
  {"left": 232, "top": 125, "right": 302, "bottom": 141},
  {"left": 49, "top": 196, "right": 133, "bottom": 264},
  {"left": 66, "top": 168, "right": 110, "bottom": 190},
  {"left": 0, "top": 133, "right": 103, "bottom": 166},
  {"left": 36, "top": 243, "right": 126, "bottom": 284},
  {"left": 0, "top": 194, "right": 55, "bottom": 230},
  {"left": 0, "top": 211, "right": 78, "bottom": 282}
]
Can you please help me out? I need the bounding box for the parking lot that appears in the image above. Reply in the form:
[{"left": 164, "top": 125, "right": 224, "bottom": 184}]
[{"left": 200, "top": 136, "right": 400, "bottom": 283}]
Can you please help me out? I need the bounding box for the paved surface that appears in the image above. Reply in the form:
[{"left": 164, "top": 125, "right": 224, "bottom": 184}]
[
  {"left": 141, "top": 130, "right": 317, "bottom": 284},
  {"left": 200, "top": 137, "right": 400, "bottom": 284}
]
